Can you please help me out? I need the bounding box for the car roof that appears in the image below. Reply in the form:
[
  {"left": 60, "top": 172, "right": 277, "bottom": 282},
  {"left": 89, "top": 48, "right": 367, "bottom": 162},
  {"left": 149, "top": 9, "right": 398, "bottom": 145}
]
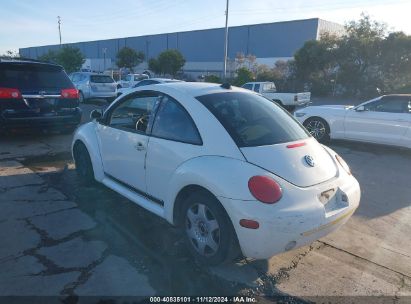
[
  {"left": 147, "top": 78, "right": 182, "bottom": 82},
  {"left": 0, "top": 58, "right": 62, "bottom": 68},
  {"left": 157, "top": 82, "right": 248, "bottom": 97}
]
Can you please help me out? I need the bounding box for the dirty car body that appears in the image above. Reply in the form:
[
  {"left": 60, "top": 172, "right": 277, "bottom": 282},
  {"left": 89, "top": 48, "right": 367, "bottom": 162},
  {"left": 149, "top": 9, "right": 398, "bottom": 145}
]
[{"left": 72, "top": 82, "right": 360, "bottom": 263}]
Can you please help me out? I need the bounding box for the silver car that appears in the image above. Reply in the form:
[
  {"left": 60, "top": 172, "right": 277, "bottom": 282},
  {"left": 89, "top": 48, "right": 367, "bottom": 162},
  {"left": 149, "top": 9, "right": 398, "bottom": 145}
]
[{"left": 69, "top": 72, "right": 117, "bottom": 103}]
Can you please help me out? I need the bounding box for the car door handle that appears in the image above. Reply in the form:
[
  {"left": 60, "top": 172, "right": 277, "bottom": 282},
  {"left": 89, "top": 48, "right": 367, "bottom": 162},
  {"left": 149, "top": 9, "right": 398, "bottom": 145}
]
[{"left": 135, "top": 142, "right": 145, "bottom": 151}]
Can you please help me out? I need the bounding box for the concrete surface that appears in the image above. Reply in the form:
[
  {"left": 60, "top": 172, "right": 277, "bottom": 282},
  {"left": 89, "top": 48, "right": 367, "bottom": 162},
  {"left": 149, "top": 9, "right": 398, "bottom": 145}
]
[{"left": 0, "top": 101, "right": 410, "bottom": 301}]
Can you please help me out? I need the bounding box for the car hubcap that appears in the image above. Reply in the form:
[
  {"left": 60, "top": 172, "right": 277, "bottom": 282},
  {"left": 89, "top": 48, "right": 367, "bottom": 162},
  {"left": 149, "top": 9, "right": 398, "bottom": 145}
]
[
  {"left": 306, "top": 120, "right": 326, "bottom": 139},
  {"left": 185, "top": 203, "right": 220, "bottom": 257}
]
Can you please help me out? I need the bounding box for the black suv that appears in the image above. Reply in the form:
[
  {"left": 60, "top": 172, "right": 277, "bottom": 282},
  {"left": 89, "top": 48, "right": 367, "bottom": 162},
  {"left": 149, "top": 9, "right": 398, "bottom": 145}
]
[{"left": 0, "top": 59, "right": 82, "bottom": 133}]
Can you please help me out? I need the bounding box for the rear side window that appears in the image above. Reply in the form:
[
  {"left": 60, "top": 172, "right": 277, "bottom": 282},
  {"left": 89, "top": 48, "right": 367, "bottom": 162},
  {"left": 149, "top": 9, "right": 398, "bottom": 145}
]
[
  {"left": 151, "top": 95, "right": 202, "bottom": 145},
  {"left": 253, "top": 84, "right": 260, "bottom": 92},
  {"left": 196, "top": 92, "right": 309, "bottom": 147},
  {"left": 0, "top": 63, "right": 73, "bottom": 92},
  {"left": 262, "top": 83, "right": 276, "bottom": 93},
  {"left": 90, "top": 75, "right": 114, "bottom": 83}
]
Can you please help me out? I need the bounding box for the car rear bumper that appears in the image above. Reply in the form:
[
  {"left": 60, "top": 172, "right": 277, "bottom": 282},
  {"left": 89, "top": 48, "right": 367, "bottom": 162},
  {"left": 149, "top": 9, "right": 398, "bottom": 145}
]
[
  {"left": 219, "top": 174, "right": 360, "bottom": 259},
  {"left": 0, "top": 108, "right": 82, "bottom": 130}
]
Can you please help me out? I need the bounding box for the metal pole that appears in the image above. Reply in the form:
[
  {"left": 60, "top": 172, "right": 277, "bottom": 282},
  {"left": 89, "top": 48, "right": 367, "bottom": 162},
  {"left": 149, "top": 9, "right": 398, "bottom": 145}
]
[
  {"left": 57, "top": 16, "right": 62, "bottom": 46},
  {"left": 103, "top": 48, "right": 107, "bottom": 72},
  {"left": 223, "top": 0, "right": 229, "bottom": 80}
]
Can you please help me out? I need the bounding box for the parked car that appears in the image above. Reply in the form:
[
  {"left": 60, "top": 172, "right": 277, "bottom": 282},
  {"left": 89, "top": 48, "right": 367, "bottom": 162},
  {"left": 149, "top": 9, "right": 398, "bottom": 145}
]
[
  {"left": 117, "top": 73, "right": 149, "bottom": 88},
  {"left": 117, "top": 78, "right": 183, "bottom": 97},
  {"left": 294, "top": 94, "right": 411, "bottom": 149},
  {"left": 0, "top": 59, "right": 81, "bottom": 133},
  {"left": 242, "top": 81, "right": 311, "bottom": 111},
  {"left": 72, "top": 82, "right": 360, "bottom": 265},
  {"left": 69, "top": 72, "right": 117, "bottom": 103}
]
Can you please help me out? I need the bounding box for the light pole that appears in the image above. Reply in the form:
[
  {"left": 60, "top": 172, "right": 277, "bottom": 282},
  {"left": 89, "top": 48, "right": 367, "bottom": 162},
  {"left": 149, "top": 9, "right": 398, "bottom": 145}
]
[
  {"left": 102, "top": 48, "right": 107, "bottom": 72},
  {"left": 223, "top": 0, "right": 229, "bottom": 80},
  {"left": 57, "top": 16, "right": 62, "bottom": 46}
]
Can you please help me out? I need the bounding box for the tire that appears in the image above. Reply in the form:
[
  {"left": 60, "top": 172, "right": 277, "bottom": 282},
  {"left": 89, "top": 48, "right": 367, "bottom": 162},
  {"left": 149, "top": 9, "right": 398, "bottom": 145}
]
[
  {"left": 273, "top": 99, "right": 283, "bottom": 107},
  {"left": 73, "top": 142, "right": 95, "bottom": 185},
  {"left": 180, "top": 190, "right": 240, "bottom": 265},
  {"left": 79, "top": 91, "right": 85, "bottom": 103},
  {"left": 303, "top": 117, "right": 330, "bottom": 143}
]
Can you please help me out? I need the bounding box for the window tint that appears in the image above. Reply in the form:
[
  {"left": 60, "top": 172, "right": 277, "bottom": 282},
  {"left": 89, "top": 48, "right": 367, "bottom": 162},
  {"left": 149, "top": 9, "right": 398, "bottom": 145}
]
[
  {"left": 90, "top": 75, "right": 114, "bottom": 83},
  {"left": 152, "top": 95, "right": 202, "bottom": 145},
  {"left": 253, "top": 83, "right": 260, "bottom": 92},
  {"left": 0, "top": 63, "right": 73, "bottom": 92},
  {"left": 365, "top": 97, "right": 411, "bottom": 113},
  {"left": 242, "top": 83, "right": 253, "bottom": 90},
  {"left": 196, "top": 92, "right": 309, "bottom": 147},
  {"left": 109, "top": 93, "right": 159, "bottom": 133}
]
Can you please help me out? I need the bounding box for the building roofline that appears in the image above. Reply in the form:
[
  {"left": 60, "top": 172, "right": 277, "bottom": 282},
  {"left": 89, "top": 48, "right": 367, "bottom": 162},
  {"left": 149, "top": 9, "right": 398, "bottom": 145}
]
[{"left": 20, "top": 17, "right": 341, "bottom": 51}]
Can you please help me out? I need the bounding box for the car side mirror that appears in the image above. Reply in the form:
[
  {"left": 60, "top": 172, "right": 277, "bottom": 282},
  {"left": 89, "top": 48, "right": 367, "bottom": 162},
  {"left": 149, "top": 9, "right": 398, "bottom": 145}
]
[
  {"left": 355, "top": 105, "right": 365, "bottom": 112},
  {"left": 90, "top": 109, "right": 103, "bottom": 120}
]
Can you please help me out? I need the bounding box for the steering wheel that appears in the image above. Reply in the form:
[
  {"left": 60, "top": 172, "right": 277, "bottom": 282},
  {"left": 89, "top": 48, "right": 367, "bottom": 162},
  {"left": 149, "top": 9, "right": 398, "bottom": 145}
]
[{"left": 135, "top": 114, "right": 149, "bottom": 131}]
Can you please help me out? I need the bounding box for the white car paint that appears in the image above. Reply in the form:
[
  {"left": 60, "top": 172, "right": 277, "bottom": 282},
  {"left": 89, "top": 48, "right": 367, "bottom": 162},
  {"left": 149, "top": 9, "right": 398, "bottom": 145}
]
[
  {"left": 294, "top": 95, "right": 411, "bottom": 149},
  {"left": 117, "top": 78, "right": 183, "bottom": 96},
  {"left": 72, "top": 82, "right": 360, "bottom": 260}
]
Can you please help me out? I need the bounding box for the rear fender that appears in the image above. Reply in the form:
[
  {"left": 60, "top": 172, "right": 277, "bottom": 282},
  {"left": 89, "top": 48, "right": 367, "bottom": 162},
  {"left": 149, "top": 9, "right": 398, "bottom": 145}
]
[{"left": 163, "top": 156, "right": 267, "bottom": 225}]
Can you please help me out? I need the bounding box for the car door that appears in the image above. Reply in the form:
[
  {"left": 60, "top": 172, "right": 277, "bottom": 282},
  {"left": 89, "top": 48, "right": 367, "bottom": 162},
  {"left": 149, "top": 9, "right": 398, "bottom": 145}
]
[
  {"left": 145, "top": 94, "right": 203, "bottom": 202},
  {"left": 97, "top": 91, "right": 160, "bottom": 192},
  {"left": 344, "top": 96, "right": 411, "bottom": 146}
]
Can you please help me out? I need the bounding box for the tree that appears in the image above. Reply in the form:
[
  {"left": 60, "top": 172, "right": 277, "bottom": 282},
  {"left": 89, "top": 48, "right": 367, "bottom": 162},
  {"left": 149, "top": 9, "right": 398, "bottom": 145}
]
[
  {"left": 148, "top": 58, "right": 161, "bottom": 75},
  {"left": 38, "top": 47, "right": 84, "bottom": 74},
  {"left": 56, "top": 47, "right": 85, "bottom": 74},
  {"left": 156, "top": 49, "right": 185, "bottom": 77},
  {"left": 233, "top": 67, "right": 254, "bottom": 86},
  {"left": 116, "top": 47, "right": 144, "bottom": 71},
  {"left": 1, "top": 50, "right": 20, "bottom": 59},
  {"left": 204, "top": 75, "right": 221, "bottom": 83}
]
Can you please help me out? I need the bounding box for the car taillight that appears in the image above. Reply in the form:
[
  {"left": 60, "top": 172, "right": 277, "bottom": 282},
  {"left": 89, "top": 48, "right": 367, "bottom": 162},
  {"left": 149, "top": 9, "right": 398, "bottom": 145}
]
[
  {"left": 61, "top": 88, "right": 79, "bottom": 99},
  {"left": 248, "top": 176, "right": 282, "bottom": 204},
  {"left": 335, "top": 154, "right": 351, "bottom": 175},
  {"left": 0, "top": 88, "right": 22, "bottom": 99}
]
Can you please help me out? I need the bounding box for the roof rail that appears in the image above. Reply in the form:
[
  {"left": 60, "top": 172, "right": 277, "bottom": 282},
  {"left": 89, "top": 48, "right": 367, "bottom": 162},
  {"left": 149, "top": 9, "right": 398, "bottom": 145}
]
[{"left": 0, "top": 57, "right": 58, "bottom": 65}]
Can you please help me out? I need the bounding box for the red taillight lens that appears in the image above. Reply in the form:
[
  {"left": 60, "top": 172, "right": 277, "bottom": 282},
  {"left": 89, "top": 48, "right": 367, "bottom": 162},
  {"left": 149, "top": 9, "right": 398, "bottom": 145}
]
[
  {"left": 0, "top": 88, "right": 22, "bottom": 99},
  {"left": 248, "top": 176, "right": 282, "bottom": 204},
  {"left": 61, "top": 88, "right": 79, "bottom": 99},
  {"left": 335, "top": 154, "right": 351, "bottom": 175}
]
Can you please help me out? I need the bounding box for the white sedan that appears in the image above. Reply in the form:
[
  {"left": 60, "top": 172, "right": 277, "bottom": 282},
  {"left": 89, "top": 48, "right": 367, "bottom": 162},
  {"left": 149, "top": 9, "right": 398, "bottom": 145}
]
[
  {"left": 294, "top": 95, "right": 411, "bottom": 149},
  {"left": 72, "top": 82, "right": 360, "bottom": 265}
]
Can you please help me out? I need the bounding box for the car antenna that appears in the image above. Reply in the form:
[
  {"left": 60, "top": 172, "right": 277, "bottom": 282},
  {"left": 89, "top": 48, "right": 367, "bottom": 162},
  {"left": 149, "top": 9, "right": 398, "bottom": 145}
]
[{"left": 221, "top": 83, "right": 231, "bottom": 89}]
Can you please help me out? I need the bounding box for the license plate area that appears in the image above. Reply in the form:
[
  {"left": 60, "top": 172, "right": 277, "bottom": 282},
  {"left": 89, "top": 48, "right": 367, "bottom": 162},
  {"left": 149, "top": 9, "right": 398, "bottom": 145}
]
[{"left": 319, "top": 188, "right": 349, "bottom": 215}]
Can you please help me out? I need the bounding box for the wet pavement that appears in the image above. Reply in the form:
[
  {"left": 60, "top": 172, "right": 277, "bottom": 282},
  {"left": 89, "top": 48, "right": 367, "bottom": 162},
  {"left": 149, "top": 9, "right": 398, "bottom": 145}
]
[{"left": 1, "top": 101, "right": 411, "bottom": 301}]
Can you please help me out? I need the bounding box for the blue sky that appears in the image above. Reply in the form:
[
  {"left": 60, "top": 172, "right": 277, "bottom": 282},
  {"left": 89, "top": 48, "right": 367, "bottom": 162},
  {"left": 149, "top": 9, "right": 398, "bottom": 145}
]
[{"left": 1, "top": 0, "right": 410, "bottom": 54}]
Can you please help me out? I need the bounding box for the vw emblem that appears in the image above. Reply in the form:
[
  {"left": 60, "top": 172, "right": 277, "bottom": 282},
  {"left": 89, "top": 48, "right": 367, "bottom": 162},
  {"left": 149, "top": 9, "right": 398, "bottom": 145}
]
[{"left": 304, "top": 155, "right": 315, "bottom": 167}]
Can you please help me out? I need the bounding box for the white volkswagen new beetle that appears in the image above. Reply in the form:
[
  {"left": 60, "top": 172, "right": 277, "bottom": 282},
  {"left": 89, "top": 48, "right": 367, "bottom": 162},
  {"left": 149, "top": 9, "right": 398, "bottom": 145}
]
[
  {"left": 72, "top": 82, "right": 360, "bottom": 265},
  {"left": 294, "top": 94, "right": 411, "bottom": 148}
]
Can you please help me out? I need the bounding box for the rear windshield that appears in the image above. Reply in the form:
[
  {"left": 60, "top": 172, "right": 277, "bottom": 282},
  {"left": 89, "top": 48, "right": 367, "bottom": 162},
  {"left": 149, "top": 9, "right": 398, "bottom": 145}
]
[
  {"left": 196, "top": 92, "right": 309, "bottom": 147},
  {"left": 90, "top": 75, "right": 114, "bottom": 83},
  {"left": 0, "top": 63, "right": 73, "bottom": 92}
]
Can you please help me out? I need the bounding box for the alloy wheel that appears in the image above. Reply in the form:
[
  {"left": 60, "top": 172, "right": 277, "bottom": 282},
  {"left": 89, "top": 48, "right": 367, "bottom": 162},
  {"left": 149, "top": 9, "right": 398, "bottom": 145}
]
[
  {"left": 306, "top": 119, "right": 326, "bottom": 140},
  {"left": 185, "top": 203, "right": 220, "bottom": 257}
]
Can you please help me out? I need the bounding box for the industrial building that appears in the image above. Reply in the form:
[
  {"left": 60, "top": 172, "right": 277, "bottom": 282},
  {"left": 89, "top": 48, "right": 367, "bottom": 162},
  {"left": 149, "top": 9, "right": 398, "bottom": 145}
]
[{"left": 19, "top": 18, "right": 343, "bottom": 78}]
